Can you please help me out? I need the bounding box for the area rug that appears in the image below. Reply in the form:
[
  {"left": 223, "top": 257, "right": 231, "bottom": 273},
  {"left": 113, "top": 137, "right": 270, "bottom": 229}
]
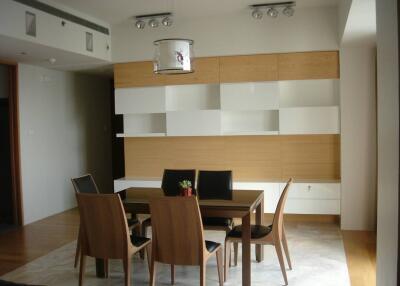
[{"left": 1, "top": 223, "right": 350, "bottom": 286}]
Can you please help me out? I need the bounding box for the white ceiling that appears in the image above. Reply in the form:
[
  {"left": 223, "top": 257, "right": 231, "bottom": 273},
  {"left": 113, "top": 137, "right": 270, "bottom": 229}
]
[{"left": 49, "top": 0, "right": 339, "bottom": 25}]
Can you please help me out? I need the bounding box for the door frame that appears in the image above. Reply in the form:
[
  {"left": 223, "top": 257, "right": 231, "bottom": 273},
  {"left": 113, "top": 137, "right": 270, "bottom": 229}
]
[{"left": 1, "top": 59, "right": 23, "bottom": 226}]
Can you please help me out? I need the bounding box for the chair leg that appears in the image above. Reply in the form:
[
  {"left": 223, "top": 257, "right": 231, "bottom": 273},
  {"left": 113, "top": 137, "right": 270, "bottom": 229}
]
[
  {"left": 78, "top": 254, "right": 86, "bottom": 286},
  {"left": 233, "top": 242, "right": 238, "bottom": 266},
  {"left": 216, "top": 249, "right": 224, "bottom": 286},
  {"left": 123, "top": 257, "right": 131, "bottom": 286},
  {"left": 149, "top": 254, "right": 156, "bottom": 286},
  {"left": 200, "top": 262, "right": 206, "bottom": 286},
  {"left": 170, "top": 264, "right": 175, "bottom": 285},
  {"left": 145, "top": 243, "right": 152, "bottom": 273},
  {"left": 224, "top": 240, "right": 231, "bottom": 282},
  {"left": 74, "top": 237, "right": 81, "bottom": 268},
  {"left": 140, "top": 223, "right": 147, "bottom": 260},
  {"left": 104, "top": 259, "right": 109, "bottom": 278},
  {"left": 282, "top": 227, "right": 292, "bottom": 270},
  {"left": 275, "top": 241, "right": 288, "bottom": 286}
]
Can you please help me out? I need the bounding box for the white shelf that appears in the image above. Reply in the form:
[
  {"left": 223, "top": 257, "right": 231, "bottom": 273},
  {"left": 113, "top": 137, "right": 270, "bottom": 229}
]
[
  {"left": 123, "top": 113, "right": 166, "bottom": 135},
  {"left": 221, "top": 82, "right": 279, "bottom": 110},
  {"left": 279, "top": 106, "right": 340, "bottom": 134},
  {"left": 221, "top": 110, "right": 279, "bottom": 135},
  {"left": 166, "top": 84, "right": 220, "bottom": 111},
  {"left": 166, "top": 110, "right": 221, "bottom": 136},
  {"left": 115, "top": 87, "right": 166, "bottom": 114},
  {"left": 279, "top": 79, "right": 339, "bottom": 108},
  {"left": 116, "top": 133, "right": 166, "bottom": 138}
]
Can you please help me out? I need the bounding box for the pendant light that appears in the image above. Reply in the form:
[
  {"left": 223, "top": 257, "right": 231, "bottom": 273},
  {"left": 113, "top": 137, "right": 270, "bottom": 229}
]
[{"left": 153, "top": 38, "right": 194, "bottom": 74}]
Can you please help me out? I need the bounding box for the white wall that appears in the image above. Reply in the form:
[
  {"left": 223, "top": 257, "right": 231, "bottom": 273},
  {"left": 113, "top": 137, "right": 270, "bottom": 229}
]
[
  {"left": 0, "top": 65, "right": 7, "bottom": 98},
  {"left": 18, "top": 64, "right": 112, "bottom": 224},
  {"left": 376, "top": 0, "right": 399, "bottom": 284},
  {"left": 111, "top": 6, "right": 338, "bottom": 62},
  {"left": 339, "top": 45, "right": 377, "bottom": 230}
]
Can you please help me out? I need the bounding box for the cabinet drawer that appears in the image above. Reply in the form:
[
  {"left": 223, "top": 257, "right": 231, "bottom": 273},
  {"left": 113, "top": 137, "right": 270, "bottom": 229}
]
[
  {"left": 285, "top": 199, "right": 340, "bottom": 214},
  {"left": 282, "top": 183, "right": 340, "bottom": 200}
]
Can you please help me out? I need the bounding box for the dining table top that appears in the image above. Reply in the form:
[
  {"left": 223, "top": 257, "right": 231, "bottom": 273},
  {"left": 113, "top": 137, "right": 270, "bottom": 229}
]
[{"left": 122, "top": 187, "right": 264, "bottom": 213}]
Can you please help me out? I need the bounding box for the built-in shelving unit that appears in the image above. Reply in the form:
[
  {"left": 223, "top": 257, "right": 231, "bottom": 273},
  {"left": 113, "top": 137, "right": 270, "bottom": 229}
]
[{"left": 114, "top": 79, "right": 340, "bottom": 137}]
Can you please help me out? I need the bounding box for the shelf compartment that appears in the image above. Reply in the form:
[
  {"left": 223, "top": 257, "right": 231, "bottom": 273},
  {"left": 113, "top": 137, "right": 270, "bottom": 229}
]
[
  {"left": 166, "top": 84, "right": 220, "bottom": 111},
  {"left": 279, "top": 79, "right": 339, "bottom": 108},
  {"left": 220, "top": 82, "right": 279, "bottom": 110},
  {"left": 279, "top": 106, "right": 340, "bottom": 134},
  {"left": 123, "top": 113, "right": 166, "bottom": 136},
  {"left": 166, "top": 110, "right": 221, "bottom": 136},
  {"left": 115, "top": 87, "right": 166, "bottom": 114},
  {"left": 221, "top": 110, "right": 279, "bottom": 135}
]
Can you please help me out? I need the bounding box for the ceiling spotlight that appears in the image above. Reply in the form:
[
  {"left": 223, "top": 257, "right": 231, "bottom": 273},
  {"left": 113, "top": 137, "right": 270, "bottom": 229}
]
[
  {"left": 161, "top": 16, "right": 173, "bottom": 26},
  {"left": 48, "top": 58, "right": 56, "bottom": 64},
  {"left": 149, "top": 18, "right": 159, "bottom": 28},
  {"left": 251, "top": 9, "right": 263, "bottom": 19},
  {"left": 135, "top": 20, "right": 145, "bottom": 29},
  {"left": 267, "top": 7, "right": 279, "bottom": 18},
  {"left": 283, "top": 6, "right": 295, "bottom": 17}
]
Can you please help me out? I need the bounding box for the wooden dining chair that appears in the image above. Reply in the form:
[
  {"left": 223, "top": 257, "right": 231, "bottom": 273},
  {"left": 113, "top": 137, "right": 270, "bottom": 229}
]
[
  {"left": 224, "top": 178, "right": 293, "bottom": 285},
  {"left": 71, "top": 174, "right": 139, "bottom": 268},
  {"left": 140, "top": 169, "right": 197, "bottom": 238},
  {"left": 197, "top": 170, "right": 234, "bottom": 232},
  {"left": 149, "top": 196, "right": 224, "bottom": 286},
  {"left": 76, "top": 192, "right": 151, "bottom": 286}
]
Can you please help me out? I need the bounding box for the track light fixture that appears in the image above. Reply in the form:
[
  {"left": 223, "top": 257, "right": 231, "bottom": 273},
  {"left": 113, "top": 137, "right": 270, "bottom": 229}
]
[
  {"left": 133, "top": 12, "right": 173, "bottom": 29},
  {"left": 250, "top": 1, "right": 295, "bottom": 19}
]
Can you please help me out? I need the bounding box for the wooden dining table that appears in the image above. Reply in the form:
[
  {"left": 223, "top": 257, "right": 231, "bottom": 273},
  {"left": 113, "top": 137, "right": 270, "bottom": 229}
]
[{"left": 96, "top": 187, "right": 264, "bottom": 286}]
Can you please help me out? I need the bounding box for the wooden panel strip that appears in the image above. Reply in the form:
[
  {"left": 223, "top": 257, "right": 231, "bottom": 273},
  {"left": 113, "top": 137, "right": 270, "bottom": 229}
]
[{"left": 124, "top": 135, "right": 340, "bottom": 181}]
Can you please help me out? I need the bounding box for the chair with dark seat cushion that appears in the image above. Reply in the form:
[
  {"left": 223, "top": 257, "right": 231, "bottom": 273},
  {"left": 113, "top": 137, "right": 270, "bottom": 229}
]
[
  {"left": 139, "top": 169, "right": 196, "bottom": 259},
  {"left": 224, "top": 179, "right": 293, "bottom": 285},
  {"left": 197, "top": 170, "right": 234, "bottom": 232},
  {"left": 76, "top": 193, "right": 151, "bottom": 286},
  {"left": 149, "top": 196, "right": 223, "bottom": 286},
  {"left": 71, "top": 174, "right": 139, "bottom": 268},
  {"left": 162, "top": 169, "right": 196, "bottom": 196}
]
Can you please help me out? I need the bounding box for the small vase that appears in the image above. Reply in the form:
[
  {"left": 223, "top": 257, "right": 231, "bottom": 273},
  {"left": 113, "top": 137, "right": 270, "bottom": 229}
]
[{"left": 181, "top": 187, "right": 193, "bottom": 197}]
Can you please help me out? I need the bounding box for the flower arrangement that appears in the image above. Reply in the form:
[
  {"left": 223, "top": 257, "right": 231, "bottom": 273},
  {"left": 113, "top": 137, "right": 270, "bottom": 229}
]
[{"left": 179, "top": 180, "right": 193, "bottom": 197}]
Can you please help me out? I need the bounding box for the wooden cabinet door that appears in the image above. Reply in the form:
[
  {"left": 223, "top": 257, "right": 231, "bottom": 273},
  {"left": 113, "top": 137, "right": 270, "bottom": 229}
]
[
  {"left": 278, "top": 51, "right": 339, "bottom": 80},
  {"left": 163, "top": 57, "right": 220, "bottom": 85},
  {"left": 114, "top": 61, "right": 166, "bottom": 88},
  {"left": 219, "top": 54, "right": 279, "bottom": 83}
]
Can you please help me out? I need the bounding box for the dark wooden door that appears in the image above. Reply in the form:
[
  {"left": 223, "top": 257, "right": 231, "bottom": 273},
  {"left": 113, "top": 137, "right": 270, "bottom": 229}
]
[{"left": 0, "top": 98, "right": 13, "bottom": 224}]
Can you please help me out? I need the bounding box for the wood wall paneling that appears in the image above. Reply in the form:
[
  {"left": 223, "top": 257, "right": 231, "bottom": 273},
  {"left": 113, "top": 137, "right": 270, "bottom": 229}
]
[
  {"left": 219, "top": 54, "right": 279, "bottom": 83},
  {"left": 114, "top": 61, "right": 164, "bottom": 88},
  {"left": 278, "top": 51, "right": 340, "bottom": 80},
  {"left": 124, "top": 135, "right": 340, "bottom": 181},
  {"left": 114, "top": 57, "right": 220, "bottom": 88}
]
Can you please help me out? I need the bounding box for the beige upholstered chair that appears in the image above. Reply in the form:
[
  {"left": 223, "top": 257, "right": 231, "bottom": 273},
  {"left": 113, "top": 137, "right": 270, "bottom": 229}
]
[
  {"left": 149, "top": 196, "right": 224, "bottom": 286},
  {"left": 224, "top": 178, "right": 293, "bottom": 285},
  {"left": 76, "top": 193, "right": 151, "bottom": 286}
]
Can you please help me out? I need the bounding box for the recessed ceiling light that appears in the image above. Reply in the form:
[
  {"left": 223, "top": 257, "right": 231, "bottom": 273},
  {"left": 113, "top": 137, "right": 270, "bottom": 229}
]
[
  {"left": 48, "top": 58, "right": 56, "bottom": 64},
  {"left": 149, "top": 18, "right": 159, "bottom": 28}
]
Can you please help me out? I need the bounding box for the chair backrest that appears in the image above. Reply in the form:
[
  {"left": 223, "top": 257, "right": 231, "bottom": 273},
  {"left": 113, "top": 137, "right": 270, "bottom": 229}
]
[
  {"left": 272, "top": 178, "right": 292, "bottom": 238},
  {"left": 75, "top": 193, "right": 130, "bottom": 259},
  {"left": 161, "top": 169, "right": 196, "bottom": 196},
  {"left": 71, "top": 174, "right": 99, "bottom": 194},
  {"left": 197, "top": 170, "right": 232, "bottom": 200},
  {"left": 149, "top": 196, "right": 205, "bottom": 266}
]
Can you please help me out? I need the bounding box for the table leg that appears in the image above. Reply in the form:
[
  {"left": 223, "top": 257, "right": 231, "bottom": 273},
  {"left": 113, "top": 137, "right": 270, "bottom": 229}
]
[
  {"left": 256, "top": 198, "right": 264, "bottom": 262},
  {"left": 96, "top": 258, "right": 106, "bottom": 278},
  {"left": 242, "top": 213, "right": 251, "bottom": 286}
]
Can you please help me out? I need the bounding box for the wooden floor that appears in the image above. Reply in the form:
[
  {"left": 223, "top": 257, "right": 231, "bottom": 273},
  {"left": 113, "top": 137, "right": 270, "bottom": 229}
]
[{"left": 0, "top": 209, "right": 376, "bottom": 286}]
